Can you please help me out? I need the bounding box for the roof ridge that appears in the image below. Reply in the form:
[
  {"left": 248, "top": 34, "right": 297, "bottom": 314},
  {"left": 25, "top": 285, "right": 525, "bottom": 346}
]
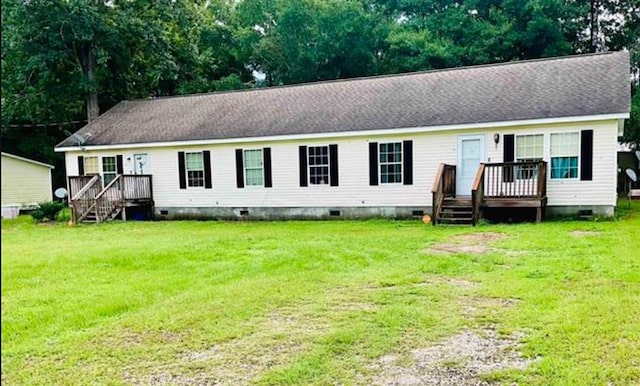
[{"left": 126, "top": 51, "right": 625, "bottom": 103}]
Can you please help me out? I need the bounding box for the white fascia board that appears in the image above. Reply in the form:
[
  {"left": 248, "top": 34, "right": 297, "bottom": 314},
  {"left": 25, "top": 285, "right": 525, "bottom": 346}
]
[
  {"left": 618, "top": 118, "right": 626, "bottom": 137},
  {"left": 54, "top": 113, "right": 629, "bottom": 152},
  {"left": 1, "top": 152, "right": 55, "bottom": 168}
]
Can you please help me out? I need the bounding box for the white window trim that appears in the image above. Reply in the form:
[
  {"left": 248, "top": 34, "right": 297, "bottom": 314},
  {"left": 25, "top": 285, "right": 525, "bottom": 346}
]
[
  {"left": 307, "top": 145, "right": 331, "bottom": 186},
  {"left": 378, "top": 142, "right": 403, "bottom": 185},
  {"left": 243, "top": 148, "right": 264, "bottom": 188},
  {"left": 549, "top": 131, "right": 581, "bottom": 181},
  {"left": 514, "top": 133, "right": 544, "bottom": 180},
  {"left": 185, "top": 151, "right": 206, "bottom": 189},
  {"left": 101, "top": 156, "right": 117, "bottom": 185},
  {"left": 83, "top": 156, "right": 100, "bottom": 175}
]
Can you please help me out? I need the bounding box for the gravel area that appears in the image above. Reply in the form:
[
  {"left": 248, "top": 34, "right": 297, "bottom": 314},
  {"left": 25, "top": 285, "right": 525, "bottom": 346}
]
[{"left": 370, "top": 326, "right": 537, "bottom": 385}]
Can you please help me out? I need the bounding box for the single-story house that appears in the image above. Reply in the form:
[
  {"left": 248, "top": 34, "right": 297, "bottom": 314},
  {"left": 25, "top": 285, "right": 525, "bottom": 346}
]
[
  {"left": 55, "top": 51, "right": 630, "bottom": 223},
  {"left": 1, "top": 152, "right": 54, "bottom": 218}
]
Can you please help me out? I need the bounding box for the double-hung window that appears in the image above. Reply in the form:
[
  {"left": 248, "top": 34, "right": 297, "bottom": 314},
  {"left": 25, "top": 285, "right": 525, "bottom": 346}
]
[
  {"left": 550, "top": 132, "right": 579, "bottom": 179},
  {"left": 244, "top": 149, "right": 264, "bottom": 186},
  {"left": 515, "top": 134, "right": 543, "bottom": 179},
  {"left": 185, "top": 152, "right": 205, "bottom": 187},
  {"left": 102, "top": 156, "right": 117, "bottom": 185},
  {"left": 83, "top": 156, "right": 99, "bottom": 175},
  {"left": 379, "top": 142, "right": 402, "bottom": 184},
  {"left": 308, "top": 146, "right": 329, "bottom": 185}
]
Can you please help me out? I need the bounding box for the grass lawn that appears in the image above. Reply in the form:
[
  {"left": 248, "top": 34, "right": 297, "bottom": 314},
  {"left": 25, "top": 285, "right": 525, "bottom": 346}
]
[{"left": 2, "top": 202, "right": 640, "bottom": 385}]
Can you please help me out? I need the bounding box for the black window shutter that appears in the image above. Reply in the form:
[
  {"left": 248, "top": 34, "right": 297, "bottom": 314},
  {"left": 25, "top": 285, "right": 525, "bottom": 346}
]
[
  {"left": 503, "top": 134, "right": 514, "bottom": 183},
  {"left": 116, "top": 155, "right": 124, "bottom": 175},
  {"left": 203, "top": 150, "right": 212, "bottom": 189},
  {"left": 329, "top": 144, "right": 339, "bottom": 186},
  {"left": 178, "top": 152, "right": 186, "bottom": 189},
  {"left": 403, "top": 140, "right": 413, "bottom": 185},
  {"left": 235, "top": 149, "right": 244, "bottom": 188},
  {"left": 299, "top": 146, "right": 308, "bottom": 187},
  {"left": 78, "top": 156, "right": 84, "bottom": 176},
  {"left": 263, "top": 147, "right": 272, "bottom": 188},
  {"left": 580, "top": 130, "right": 593, "bottom": 181},
  {"left": 369, "top": 142, "right": 378, "bottom": 185}
]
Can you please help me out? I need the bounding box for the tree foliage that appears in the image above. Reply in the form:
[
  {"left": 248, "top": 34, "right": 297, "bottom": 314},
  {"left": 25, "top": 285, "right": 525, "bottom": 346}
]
[{"left": 2, "top": 0, "right": 640, "bottom": 171}]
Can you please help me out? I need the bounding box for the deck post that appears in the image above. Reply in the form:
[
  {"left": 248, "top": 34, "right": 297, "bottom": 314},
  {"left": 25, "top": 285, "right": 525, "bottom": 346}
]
[{"left": 536, "top": 207, "right": 542, "bottom": 223}]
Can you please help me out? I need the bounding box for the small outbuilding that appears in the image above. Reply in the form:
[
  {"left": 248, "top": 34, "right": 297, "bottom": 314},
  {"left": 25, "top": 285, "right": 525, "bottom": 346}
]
[{"left": 1, "top": 152, "right": 54, "bottom": 218}]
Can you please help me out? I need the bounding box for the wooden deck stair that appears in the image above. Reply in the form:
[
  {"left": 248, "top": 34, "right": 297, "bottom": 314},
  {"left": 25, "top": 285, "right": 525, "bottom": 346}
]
[
  {"left": 431, "top": 161, "right": 548, "bottom": 225},
  {"left": 68, "top": 174, "right": 153, "bottom": 224},
  {"left": 438, "top": 198, "right": 473, "bottom": 225}
]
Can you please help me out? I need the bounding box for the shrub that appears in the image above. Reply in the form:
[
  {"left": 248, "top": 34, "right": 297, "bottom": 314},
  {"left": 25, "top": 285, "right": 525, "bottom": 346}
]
[{"left": 31, "top": 201, "right": 66, "bottom": 222}]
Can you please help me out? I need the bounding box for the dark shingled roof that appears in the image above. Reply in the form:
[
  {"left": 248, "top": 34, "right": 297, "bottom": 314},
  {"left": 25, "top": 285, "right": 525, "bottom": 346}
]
[{"left": 57, "top": 51, "right": 630, "bottom": 148}]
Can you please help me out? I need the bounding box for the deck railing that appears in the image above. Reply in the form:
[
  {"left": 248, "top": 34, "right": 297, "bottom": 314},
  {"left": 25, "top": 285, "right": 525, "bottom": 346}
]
[
  {"left": 482, "top": 161, "right": 547, "bottom": 198},
  {"left": 68, "top": 174, "right": 153, "bottom": 223},
  {"left": 69, "top": 175, "right": 98, "bottom": 199},
  {"left": 95, "top": 175, "right": 124, "bottom": 222},
  {"left": 69, "top": 175, "right": 102, "bottom": 223},
  {"left": 122, "top": 175, "right": 153, "bottom": 201},
  {"left": 431, "top": 163, "right": 456, "bottom": 225},
  {"left": 471, "top": 164, "right": 485, "bottom": 225}
]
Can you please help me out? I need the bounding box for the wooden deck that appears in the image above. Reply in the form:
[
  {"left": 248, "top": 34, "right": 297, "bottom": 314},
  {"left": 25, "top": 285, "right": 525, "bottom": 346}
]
[
  {"left": 68, "top": 174, "right": 153, "bottom": 223},
  {"left": 432, "top": 161, "right": 547, "bottom": 225}
]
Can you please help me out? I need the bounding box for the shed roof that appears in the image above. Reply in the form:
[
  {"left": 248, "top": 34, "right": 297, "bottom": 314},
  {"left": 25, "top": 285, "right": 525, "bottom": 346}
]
[
  {"left": 57, "top": 51, "right": 630, "bottom": 149},
  {"left": 1, "top": 152, "right": 55, "bottom": 168}
]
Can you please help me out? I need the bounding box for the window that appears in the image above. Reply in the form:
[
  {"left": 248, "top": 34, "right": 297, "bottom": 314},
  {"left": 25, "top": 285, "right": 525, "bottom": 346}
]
[
  {"left": 515, "top": 134, "right": 543, "bottom": 179},
  {"left": 308, "top": 146, "right": 329, "bottom": 185},
  {"left": 102, "top": 156, "right": 117, "bottom": 185},
  {"left": 379, "top": 142, "right": 402, "bottom": 183},
  {"left": 84, "top": 156, "right": 99, "bottom": 174},
  {"left": 185, "top": 152, "right": 205, "bottom": 187},
  {"left": 550, "top": 132, "right": 579, "bottom": 179},
  {"left": 244, "top": 149, "right": 264, "bottom": 186}
]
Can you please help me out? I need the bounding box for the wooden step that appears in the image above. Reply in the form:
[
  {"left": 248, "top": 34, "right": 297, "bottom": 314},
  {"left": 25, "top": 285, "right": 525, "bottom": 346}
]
[
  {"left": 437, "top": 217, "right": 473, "bottom": 224},
  {"left": 443, "top": 198, "right": 472, "bottom": 206}
]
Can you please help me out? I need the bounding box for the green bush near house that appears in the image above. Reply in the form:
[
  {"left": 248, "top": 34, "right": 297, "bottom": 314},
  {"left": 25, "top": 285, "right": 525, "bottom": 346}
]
[{"left": 29, "top": 201, "right": 66, "bottom": 222}]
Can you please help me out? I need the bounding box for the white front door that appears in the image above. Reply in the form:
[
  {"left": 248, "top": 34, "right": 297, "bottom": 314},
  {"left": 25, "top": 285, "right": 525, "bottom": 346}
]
[
  {"left": 456, "top": 135, "right": 485, "bottom": 196},
  {"left": 133, "top": 153, "right": 149, "bottom": 174}
]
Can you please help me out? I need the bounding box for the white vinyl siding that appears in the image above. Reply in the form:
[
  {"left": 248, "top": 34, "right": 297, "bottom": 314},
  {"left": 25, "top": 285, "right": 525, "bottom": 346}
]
[
  {"left": 244, "top": 149, "right": 264, "bottom": 186},
  {"left": 62, "top": 119, "right": 619, "bottom": 210},
  {"left": 1, "top": 154, "right": 53, "bottom": 207}
]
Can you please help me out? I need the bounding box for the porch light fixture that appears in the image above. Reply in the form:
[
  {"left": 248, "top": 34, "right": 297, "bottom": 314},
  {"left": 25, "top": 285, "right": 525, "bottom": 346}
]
[{"left": 493, "top": 133, "right": 500, "bottom": 148}]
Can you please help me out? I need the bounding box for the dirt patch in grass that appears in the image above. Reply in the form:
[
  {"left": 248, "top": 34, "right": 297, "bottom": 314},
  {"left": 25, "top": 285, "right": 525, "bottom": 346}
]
[
  {"left": 127, "top": 304, "right": 335, "bottom": 385},
  {"left": 460, "top": 296, "right": 521, "bottom": 318},
  {"left": 427, "top": 232, "right": 507, "bottom": 255},
  {"left": 370, "top": 326, "right": 536, "bottom": 385},
  {"left": 569, "top": 230, "right": 602, "bottom": 237}
]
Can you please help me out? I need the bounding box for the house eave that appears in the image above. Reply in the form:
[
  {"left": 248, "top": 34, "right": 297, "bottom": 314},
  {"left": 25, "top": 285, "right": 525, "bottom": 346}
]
[
  {"left": 54, "top": 113, "right": 629, "bottom": 152},
  {"left": 1, "top": 152, "right": 55, "bottom": 168}
]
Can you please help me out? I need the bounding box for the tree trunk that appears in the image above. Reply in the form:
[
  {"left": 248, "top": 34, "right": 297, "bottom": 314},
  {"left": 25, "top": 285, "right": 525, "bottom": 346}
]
[
  {"left": 80, "top": 43, "right": 99, "bottom": 122},
  {"left": 589, "top": 0, "right": 599, "bottom": 53}
]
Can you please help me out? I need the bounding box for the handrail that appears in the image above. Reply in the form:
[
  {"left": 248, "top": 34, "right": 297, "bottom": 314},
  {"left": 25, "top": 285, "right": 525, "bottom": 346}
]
[
  {"left": 471, "top": 163, "right": 485, "bottom": 225},
  {"left": 95, "top": 175, "right": 124, "bottom": 222},
  {"left": 431, "top": 163, "right": 446, "bottom": 194},
  {"left": 95, "top": 174, "right": 122, "bottom": 200},
  {"left": 431, "top": 163, "right": 456, "bottom": 225},
  {"left": 537, "top": 161, "right": 547, "bottom": 198},
  {"left": 70, "top": 175, "right": 100, "bottom": 201},
  {"left": 69, "top": 175, "right": 102, "bottom": 224}
]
